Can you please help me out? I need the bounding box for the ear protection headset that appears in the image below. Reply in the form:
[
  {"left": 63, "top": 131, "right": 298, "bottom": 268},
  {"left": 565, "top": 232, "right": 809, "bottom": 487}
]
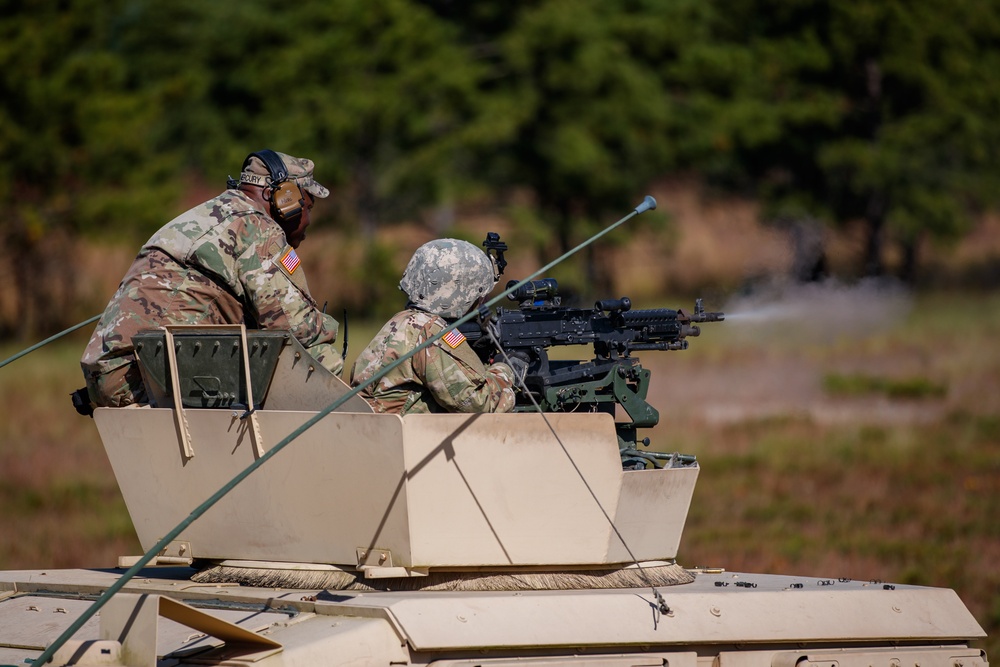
[{"left": 239, "top": 149, "right": 304, "bottom": 226}]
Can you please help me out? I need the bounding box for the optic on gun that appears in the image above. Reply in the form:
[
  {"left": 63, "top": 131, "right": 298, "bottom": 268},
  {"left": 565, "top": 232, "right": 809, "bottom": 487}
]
[{"left": 507, "top": 278, "right": 560, "bottom": 307}]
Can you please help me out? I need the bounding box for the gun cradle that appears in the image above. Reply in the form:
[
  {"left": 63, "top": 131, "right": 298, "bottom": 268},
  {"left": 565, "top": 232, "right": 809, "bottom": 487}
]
[{"left": 519, "top": 356, "right": 657, "bottom": 423}]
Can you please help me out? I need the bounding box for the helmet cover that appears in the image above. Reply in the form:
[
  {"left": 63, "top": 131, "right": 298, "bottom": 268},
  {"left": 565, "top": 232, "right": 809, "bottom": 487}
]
[{"left": 400, "top": 239, "right": 495, "bottom": 319}]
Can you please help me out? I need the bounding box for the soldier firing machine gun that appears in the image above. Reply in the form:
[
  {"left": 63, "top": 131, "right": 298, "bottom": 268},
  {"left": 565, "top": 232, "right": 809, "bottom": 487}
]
[{"left": 460, "top": 233, "right": 724, "bottom": 469}]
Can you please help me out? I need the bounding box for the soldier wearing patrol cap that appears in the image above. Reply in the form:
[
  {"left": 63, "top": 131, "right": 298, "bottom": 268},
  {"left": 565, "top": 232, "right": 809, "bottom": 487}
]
[
  {"left": 80, "top": 149, "right": 342, "bottom": 408},
  {"left": 351, "top": 238, "right": 516, "bottom": 415}
]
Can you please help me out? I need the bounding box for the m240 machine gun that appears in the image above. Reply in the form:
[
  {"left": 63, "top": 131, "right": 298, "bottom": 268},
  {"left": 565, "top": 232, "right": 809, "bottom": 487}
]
[{"left": 460, "top": 233, "right": 724, "bottom": 466}]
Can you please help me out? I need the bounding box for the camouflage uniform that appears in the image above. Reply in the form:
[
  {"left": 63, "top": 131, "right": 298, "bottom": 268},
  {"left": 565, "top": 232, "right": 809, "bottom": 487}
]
[
  {"left": 351, "top": 308, "right": 515, "bottom": 415},
  {"left": 351, "top": 238, "right": 515, "bottom": 415},
  {"left": 81, "top": 153, "right": 340, "bottom": 407}
]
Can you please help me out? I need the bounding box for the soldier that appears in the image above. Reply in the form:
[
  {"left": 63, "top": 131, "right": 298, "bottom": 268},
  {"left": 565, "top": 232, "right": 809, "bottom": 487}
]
[
  {"left": 80, "top": 149, "right": 342, "bottom": 408},
  {"left": 351, "top": 239, "right": 516, "bottom": 414}
]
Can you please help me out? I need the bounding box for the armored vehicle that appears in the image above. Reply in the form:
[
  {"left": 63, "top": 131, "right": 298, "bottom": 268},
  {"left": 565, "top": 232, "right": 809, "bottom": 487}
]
[{"left": 0, "top": 317, "right": 988, "bottom": 667}]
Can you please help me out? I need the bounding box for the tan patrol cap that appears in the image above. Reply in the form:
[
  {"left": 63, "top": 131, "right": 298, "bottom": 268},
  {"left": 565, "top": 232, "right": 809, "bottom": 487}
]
[{"left": 240, "top": 151, "right": 330, "bottom": 199}]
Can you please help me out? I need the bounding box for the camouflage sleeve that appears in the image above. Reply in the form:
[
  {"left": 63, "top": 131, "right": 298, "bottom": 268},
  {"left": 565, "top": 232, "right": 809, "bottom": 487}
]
[
  {"left": 414, "top": 323, "right": 515, "bottom": 413},
  {"left": 240, "top": 237, "right": 344, "bottom": 376}
]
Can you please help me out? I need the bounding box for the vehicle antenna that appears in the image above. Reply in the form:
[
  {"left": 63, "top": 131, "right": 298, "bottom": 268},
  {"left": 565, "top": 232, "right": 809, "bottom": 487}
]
[{"left": 0, "top": 314, "right": 100, "bottom": 370}]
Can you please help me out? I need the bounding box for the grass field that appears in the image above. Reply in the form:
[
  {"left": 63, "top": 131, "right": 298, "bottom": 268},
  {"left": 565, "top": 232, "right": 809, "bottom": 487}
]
[
  {"left": 0, "top": 289, "right": 996, "bottom": 657},
  {"left": 651, "top": 287, "right": 1000, "bottom": 658}
]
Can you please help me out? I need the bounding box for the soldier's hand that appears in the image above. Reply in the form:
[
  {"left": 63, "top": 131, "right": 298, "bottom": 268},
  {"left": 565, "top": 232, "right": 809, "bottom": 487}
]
[{"left": 505, "top": 354, "right": 529, "bottom": 387}]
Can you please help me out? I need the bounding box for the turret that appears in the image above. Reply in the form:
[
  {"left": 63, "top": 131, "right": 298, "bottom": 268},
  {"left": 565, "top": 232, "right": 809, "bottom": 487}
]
[{"left": 97, "top": 326, "right": 698, "bottom": 587}]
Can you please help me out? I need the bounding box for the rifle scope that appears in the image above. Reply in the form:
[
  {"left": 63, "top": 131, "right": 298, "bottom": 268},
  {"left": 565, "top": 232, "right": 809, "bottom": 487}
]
[{"left": 506, "top": 278, "right": 559, "bottom": 305}]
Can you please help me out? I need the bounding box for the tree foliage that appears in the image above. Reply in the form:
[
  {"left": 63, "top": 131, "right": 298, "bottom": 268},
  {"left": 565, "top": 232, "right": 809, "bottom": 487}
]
[
  {"left": 664, "top": 0, "right": 1000, "bottom": 277},
  {"left": 2, "top": 0, "right": 1000, "bottom": 335},
  {"left": 0, "top": 0, "right": 181, "bottom": 335}
]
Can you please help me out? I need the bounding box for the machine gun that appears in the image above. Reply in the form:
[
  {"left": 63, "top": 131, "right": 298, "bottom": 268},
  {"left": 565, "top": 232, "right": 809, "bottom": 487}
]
[{"left": 461, "top": 233, "right": 724, "bottom": 465}]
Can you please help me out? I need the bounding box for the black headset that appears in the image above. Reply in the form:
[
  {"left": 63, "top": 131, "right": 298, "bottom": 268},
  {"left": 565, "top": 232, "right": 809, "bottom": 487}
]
[{"left": 232, "top": 149, "right": 305, "bottom": 226}]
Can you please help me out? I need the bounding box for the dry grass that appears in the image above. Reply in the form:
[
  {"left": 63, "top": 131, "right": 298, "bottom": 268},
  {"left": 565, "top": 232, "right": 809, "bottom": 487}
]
[
  {"left": 0, "top": 332, "right": 138, "bottom": 569},
  {"left": 21, "top": 179, "right": 1000, "bottom": 334},
  {"left": 639, "top": 289, "right": 1000, "bottom": 658}
]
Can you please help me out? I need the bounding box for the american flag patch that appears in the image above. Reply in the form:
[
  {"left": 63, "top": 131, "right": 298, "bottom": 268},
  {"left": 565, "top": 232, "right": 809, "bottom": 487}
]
[
  {"left": 280, "top": 248, "right": 300, "bottom": 274},
  {"left": 442, "top": 328, "right": 466, "bottom": 349}
]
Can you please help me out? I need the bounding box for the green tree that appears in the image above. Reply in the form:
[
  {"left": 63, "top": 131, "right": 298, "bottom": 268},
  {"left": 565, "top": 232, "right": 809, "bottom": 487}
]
[
  {"left": 821, "top": 0, "right": 1000, "bottom": 280},
  {"left": 115, "top": 0, "right": 483, "bottom": 232},
  {"left": 255, "top": 0, "right": 487, "bottom": 310},
  {"left": 667, "top": 0, "right": 1000, "bottom": 281},
  {"left": 0, "top": 1, "right": 180, "bottom": 337},
  {"left": 428, "top": 0, "right": 690, "bottom": 296},
  {"left": 260, "top": 0, "right": 486, "bottom": 236},
  {"left": 64, "top": 0, "right": 486, "bottom": 315}
]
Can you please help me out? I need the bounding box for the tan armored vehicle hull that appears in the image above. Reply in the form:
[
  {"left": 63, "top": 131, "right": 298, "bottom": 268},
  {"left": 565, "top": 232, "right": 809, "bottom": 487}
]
[
  {"left": 0, "top": 566, "right": 986, "bottom": 667},
  {"left": 0, "top": 330, "right": 987, "bottom": 666}
]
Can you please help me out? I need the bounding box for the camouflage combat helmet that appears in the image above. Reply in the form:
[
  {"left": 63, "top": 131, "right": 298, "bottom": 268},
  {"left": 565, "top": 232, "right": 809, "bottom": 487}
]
[{"left": 400, "top": 239, "right": 495, "bottom": 319}]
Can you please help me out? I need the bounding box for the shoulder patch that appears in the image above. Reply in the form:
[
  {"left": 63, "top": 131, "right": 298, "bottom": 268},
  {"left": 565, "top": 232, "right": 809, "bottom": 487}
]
[
  {"left": 442, "top": 328, "right": 466, "bottom": 349},
  {"left": 280, "top": 248, "right": 301, "bottom": 274}
]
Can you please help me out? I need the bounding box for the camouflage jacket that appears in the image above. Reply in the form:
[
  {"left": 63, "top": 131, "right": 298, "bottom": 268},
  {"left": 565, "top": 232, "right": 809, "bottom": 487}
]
[
  {"left": 81, "top": 189, "right": 341, "bottom": 407},
  {"left": 351, "top": 308, "right": 515, "bottom": 415}
]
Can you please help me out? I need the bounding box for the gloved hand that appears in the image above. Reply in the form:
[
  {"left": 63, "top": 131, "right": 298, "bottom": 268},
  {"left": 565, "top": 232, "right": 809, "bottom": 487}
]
[{"left": 504, "top": 354, "right": 529, "bottom": 387}]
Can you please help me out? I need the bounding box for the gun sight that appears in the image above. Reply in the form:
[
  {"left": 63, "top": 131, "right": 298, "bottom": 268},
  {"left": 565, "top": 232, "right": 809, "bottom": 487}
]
[
  {"left": 688, "top": 297, "right": 725, "bottom": 323},
  {"left": 507, "top": 278, "right": 560, "bottom": 308}
]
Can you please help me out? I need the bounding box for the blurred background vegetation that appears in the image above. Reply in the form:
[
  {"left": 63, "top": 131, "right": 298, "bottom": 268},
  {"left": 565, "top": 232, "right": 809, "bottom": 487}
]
[
  {"left": 3, "top": 0, "right": 1000, "bottom": 336},
  {"left": 1, "top": 0, "right": 998, "bottom": 658}
]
